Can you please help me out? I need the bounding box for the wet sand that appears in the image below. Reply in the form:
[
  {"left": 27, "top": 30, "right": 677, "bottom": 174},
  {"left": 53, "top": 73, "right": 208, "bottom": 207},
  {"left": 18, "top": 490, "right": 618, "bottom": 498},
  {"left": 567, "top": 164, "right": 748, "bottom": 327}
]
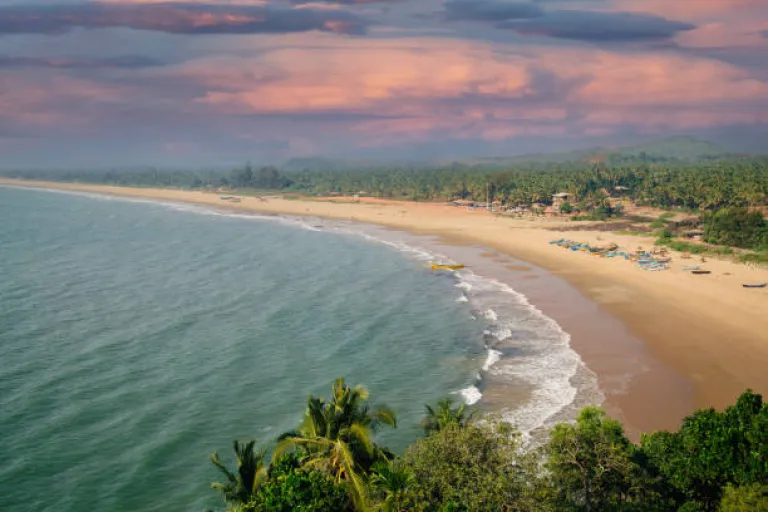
[{"left": 3, "top": 180, "right": 766, "bottom": 437}]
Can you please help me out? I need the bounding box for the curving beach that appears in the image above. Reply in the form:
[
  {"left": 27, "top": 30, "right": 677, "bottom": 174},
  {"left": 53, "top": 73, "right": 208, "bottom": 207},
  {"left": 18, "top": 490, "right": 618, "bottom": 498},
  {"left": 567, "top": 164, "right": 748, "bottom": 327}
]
[{"left": 3, "top": 179, "right": 767, "bottom": 437}]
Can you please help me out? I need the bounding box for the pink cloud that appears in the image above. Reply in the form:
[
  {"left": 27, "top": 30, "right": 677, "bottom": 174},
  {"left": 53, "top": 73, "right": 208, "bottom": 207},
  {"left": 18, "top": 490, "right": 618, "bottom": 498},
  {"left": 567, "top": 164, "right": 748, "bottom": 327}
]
[
  {"left": 165, "top": 36, "right": 768, "bottom": 143},
  {"left": 545, "top": 50, "right": 768, "bottom": 106},
  {"left": 185, "top": 39, "right": 532, "bottom": 112}
]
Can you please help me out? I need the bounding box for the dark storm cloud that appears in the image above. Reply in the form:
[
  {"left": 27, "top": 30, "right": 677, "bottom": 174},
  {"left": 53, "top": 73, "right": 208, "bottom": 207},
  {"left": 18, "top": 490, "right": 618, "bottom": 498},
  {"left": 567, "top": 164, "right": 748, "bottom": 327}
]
[
  {"left": 498, "top": 10, "right": 695, "bottom": 42},
  {"left": 0, "top": 55, "right": 164, "bottom": 69},
  {"left": 0, "top": 2, "right": 370, "bottom": 36},
  {"left": 443, "top": 0, "right": 543, "bottom": 21}
]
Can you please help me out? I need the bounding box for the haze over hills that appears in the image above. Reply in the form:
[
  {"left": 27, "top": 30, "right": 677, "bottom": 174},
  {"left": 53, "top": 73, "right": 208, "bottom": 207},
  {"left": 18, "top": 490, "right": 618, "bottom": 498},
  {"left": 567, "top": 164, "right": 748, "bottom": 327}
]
[
  {"left": 2, "top": 136, "right": 760, "bottom": 174},
  {"left": 280, "top": 136, "right": 755, "bottom": 172}
]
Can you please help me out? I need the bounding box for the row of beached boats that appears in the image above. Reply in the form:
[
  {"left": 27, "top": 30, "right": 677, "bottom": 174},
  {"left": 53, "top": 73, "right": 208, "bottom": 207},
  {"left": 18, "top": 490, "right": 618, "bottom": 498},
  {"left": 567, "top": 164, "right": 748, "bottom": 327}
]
[
  {"left": 549, "top": 239, "right": 766, "bottom": 287},
  {"left": 549, "top": 239, "right": 672, "bottom": 270}
]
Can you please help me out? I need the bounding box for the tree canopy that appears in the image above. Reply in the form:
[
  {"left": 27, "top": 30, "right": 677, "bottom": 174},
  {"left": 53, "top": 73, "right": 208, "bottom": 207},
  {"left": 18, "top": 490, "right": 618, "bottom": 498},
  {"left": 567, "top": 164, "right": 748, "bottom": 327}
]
[{"left": 209, "top": 381, "right": 767, "bottom": 512}]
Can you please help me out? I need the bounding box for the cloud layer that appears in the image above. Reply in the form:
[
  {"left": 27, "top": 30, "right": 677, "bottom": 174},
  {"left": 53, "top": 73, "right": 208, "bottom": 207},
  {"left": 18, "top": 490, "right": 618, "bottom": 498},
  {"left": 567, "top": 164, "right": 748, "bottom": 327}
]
[
  {"left": 0, "top": 0, "right": 767, "bottom": 165},
  {"left": 0, "top": 2, "right": 369, "bottom": 35}
]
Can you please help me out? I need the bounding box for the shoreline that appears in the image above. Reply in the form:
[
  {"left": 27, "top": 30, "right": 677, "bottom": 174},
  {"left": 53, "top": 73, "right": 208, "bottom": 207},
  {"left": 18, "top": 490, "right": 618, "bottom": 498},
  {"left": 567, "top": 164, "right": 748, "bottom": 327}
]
[{"left": 4, "top": 179, "right": 767, "bottom": 436}]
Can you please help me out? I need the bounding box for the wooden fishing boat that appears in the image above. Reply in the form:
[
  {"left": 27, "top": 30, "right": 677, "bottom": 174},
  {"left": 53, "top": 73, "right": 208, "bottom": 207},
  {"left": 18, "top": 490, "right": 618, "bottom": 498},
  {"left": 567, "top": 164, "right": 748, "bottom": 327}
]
[
  {"left": 691, "top": 270, "right": 711, "bottom": 275},
  {"left": 743, "top": 283, "right": 767, "bottom": 288},
  {"left": 655, "top": 257, "right": 672, "bottom": 263},
  {"left": 431, "top": 263, "right": 465, "bottom": 271},
  {"left": 682, "top": 266, "right": 700, "bottom": 271}
]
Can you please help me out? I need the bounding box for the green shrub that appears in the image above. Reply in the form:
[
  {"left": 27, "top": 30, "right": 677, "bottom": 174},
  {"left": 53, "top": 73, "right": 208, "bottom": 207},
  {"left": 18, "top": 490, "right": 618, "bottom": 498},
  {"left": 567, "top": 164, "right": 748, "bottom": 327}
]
[
  {"left": 246, "top": 454, "right": 352, "bottom": 512},
  {"left": 703, "top": 208, "right": 768, "bottom": 250},
  {"left": 719, "top": 483, "right": 768, "bottom": 511}
]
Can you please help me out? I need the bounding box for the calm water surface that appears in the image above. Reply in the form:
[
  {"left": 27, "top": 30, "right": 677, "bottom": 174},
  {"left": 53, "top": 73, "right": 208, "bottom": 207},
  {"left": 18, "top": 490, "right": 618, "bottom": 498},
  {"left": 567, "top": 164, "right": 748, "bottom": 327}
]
[{"left": 0, "top": 187, "right": 483, "bottom": 511}]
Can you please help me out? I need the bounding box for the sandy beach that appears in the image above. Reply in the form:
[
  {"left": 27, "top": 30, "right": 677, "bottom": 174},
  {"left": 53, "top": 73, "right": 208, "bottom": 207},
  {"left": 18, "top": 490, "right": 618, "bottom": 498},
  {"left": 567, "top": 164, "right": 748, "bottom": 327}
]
[{"left": 4, "top": 179, "right": 767, "bottom": 436}]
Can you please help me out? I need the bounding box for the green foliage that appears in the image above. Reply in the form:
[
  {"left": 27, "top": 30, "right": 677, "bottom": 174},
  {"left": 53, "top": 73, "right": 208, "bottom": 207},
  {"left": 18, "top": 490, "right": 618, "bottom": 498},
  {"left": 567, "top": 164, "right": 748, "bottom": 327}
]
[
  {"left": 369, "top": 459, "right": 414, "bottom": 512},
  {"left": 737, "top": 252, "right": 768, "bottom": 266},
  {"left": 719, "top": 483, "right": 768, "bottom": 511},
  {"left": 544, "top": 406, "right": 668, "bottom": 511},
  {"left": 208, "top": 381, "right": 767, "bottom": 512},
  {"left": 560, "top": 202, "right": 574, "bottom": 214},
  {"left": 245, "top": 453, "right": 352, "bottom": 512},
  {"left": 210, "top": 440, "right": 268, "bottom": 507},
  {"left": 703, "top": 208, "right": 768, "bottom": 251},
  {"left": 400, "top": 421, "right": 535, "bottom": 511},
  {"left": 5, "top": 158, "right": 768, "bottom": 212},
  {"left": 420, "top": 397, "right": 476, "bottom": 435},
  {"left": 276, "top": 377, "right": 397, "bottom": 510},
  {"left": 641, "top": 390, "right": 768, "bottom": 510}
]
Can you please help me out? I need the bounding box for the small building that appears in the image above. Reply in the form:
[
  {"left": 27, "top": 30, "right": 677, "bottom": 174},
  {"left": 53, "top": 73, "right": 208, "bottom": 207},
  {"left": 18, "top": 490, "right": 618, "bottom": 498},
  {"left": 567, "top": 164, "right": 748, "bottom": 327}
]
[{"left": 551, "top": 192, "right": 571, "bottom": 210}]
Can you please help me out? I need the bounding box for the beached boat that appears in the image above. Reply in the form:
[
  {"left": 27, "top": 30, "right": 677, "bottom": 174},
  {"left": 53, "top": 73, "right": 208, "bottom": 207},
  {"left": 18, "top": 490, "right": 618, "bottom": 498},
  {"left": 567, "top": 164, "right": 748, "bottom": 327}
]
[
  {"left": 431, "top": 263, "right": 465, "bottom": 271},
  {"left": 682, "top": 266, "right": 700, "bottom": 271},
  {"left": 691, "top": 270, "right": 711, "bottom": 275},
  {"left": 743, "top": 283, "right": 767, "bottom": 288}
]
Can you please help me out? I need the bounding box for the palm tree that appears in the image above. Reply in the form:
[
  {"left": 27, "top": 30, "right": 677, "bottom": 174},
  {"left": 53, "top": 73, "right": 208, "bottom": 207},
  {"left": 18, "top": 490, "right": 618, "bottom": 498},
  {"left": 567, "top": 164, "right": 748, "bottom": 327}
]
[
  {"left": 370, "top": 459, "right": 414, "bottom": 512},
  {"left": 276, "top": 377, "right": 397, "bottom": 510},
  {"left": 421, "top": 397, "right": 476, "bottom": 435},
  {"left": 210, "top": 440, "right": 267, "bottom": 508}
]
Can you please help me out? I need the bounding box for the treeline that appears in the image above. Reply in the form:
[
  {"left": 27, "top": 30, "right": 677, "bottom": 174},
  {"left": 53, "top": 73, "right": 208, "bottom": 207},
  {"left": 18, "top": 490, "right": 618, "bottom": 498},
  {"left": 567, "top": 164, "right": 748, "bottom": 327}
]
[
  {"left": 4, "top": 160, "right": 767, "bottom": 212},
  {"left": 208, "top": 378, "right": 768, "bottom": 512}
]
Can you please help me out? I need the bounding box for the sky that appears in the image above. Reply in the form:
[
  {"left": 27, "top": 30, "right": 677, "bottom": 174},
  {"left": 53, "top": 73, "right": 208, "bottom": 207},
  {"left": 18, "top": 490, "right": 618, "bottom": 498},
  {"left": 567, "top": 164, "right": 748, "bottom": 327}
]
[{"left": 1, "top": 0, "right": 767, "bottom": 167}]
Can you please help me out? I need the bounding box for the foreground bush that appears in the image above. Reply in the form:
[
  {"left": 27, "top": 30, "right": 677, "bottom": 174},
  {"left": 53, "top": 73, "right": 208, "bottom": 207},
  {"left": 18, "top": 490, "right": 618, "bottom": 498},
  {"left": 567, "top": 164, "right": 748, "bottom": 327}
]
[
  {"left": 210, "top": 382, "right": 766, "bottom": 512},
  {"left": 400, "top": 420, "right": 536, "bottom": 511}
]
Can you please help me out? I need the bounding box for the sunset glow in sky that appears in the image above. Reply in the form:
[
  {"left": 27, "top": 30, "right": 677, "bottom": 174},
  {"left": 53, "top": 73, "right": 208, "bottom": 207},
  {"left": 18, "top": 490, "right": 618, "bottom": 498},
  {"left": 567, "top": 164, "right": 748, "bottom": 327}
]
[{"left": 1, "top": 0, "right": 767, "bottom": 166}]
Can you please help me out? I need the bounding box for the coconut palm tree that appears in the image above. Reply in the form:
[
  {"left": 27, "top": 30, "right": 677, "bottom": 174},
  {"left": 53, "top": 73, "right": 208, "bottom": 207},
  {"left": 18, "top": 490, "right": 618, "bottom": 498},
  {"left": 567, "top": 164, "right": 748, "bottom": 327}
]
[
  {"left": 421, "top": 397, "right": 476, "bottom": 435},
  {"left": 210, "top": 440, "right": 267, "bottom": 508},
  {"left": 276, "top": 377, "right": 397, "bottom": 510},
  {"left": 370, "top": 459, "right": 414, "bottom": 512}
]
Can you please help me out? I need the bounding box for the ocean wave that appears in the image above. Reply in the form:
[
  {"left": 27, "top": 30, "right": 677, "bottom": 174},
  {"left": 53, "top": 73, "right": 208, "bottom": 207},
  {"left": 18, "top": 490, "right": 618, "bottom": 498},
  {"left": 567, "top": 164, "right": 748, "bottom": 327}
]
[
  {"left": 320, "top": 225, "right": 602, "bottom": 436},
  {"left": 455, "top": 385, "right": 483, "bottom": 405},
  {"left": 483, "top": 349, "right": 502, "bottom": 371},
  {"left": 456, "top": 294, "right": 469, "bottom": 303}
]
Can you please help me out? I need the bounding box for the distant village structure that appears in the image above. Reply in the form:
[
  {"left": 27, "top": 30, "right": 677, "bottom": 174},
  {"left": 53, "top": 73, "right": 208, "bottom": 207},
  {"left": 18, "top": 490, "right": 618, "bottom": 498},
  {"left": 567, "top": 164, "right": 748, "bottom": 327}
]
[
  {"left": 448, "top": 185, "right": 636, "bottom": 217},
  {"left": 551, "top": 192, "right": 571, "bottom": 210}
]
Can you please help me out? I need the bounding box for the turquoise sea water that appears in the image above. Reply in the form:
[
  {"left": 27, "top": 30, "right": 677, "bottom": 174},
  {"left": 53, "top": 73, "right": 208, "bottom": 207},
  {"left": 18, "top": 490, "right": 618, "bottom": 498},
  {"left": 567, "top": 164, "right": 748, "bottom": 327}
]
[{"left": 0, "top": 187, "right": 485, "bottom": 511}]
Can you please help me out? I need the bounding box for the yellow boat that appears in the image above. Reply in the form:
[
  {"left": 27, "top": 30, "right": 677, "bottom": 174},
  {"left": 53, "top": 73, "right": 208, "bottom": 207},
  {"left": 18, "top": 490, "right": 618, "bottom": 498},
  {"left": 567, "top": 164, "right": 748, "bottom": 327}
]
[{"left": 431, "top": 263, "right": 465, "bottom": 271}]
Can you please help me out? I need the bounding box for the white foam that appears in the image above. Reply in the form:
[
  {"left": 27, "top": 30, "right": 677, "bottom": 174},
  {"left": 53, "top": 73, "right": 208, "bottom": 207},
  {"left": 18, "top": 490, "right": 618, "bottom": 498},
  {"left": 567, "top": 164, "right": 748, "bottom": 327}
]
[
  {"left": 455, "top": 386, "right": 483, "bottom": 405},
  {"left": 483, "top": 349, "right": 502, "bottom": 371},
  {"left": 445, "top": 270, "right": 603, "bottom": 441},
  {"left": 456, "top": 295, "right": 469, "bottom": 303},
  {"left": 491, "top": 328, "right": 512, "bottom": 341},
  {"left": 454, "top": 281, "right": 473, "bottom": 292}
]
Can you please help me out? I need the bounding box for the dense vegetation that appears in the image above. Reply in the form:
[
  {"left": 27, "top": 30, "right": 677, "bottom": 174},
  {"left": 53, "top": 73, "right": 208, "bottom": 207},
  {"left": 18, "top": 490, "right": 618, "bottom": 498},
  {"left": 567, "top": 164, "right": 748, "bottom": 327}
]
[
  {"left": 4, "top": 159, "right": 767, "bottom": 212},
  {"left": 4, "top": 151, "right": 766, "bottom": 252},
  {"left": 209, "top": 378, "right": 767, "bottom": 512}
]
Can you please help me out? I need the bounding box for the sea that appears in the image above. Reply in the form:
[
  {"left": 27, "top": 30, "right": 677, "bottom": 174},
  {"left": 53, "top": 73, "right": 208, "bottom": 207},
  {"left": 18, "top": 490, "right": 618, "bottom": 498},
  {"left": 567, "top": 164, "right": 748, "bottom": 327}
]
[{"left": 0, "top": 185, "right": 601, "bottom": 511}]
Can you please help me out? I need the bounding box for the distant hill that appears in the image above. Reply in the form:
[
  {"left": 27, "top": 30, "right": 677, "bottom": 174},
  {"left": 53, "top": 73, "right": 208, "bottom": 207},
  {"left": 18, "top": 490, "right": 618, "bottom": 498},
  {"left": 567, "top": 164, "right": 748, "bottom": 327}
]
[
  {"left": 280, "top": 136, "right": 752, "bottom": 172},
  {"left": 606, "top": 136, "right": 742, "bottom": 162}
]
